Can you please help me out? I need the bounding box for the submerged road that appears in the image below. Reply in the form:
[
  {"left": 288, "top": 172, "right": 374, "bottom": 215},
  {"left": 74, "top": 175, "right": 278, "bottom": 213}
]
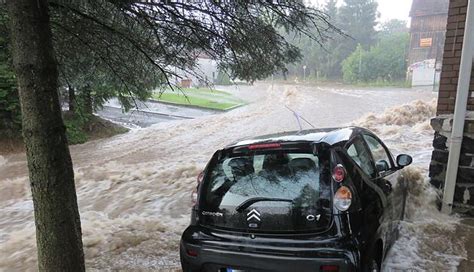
[
  {"left": 3, "top": 83, "right": 467, "bottom": 271},
  {"left": 97, "top": 97, "right": 219, "bottom": 128}
]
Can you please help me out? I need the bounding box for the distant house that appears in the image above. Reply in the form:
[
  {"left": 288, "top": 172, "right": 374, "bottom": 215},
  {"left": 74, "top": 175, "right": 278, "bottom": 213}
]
[
  {"left": 408, "top": 0, "right": 449, "bottom": 86},
  {"left": 172, "top": 54, "right": 218, "bottom": 88}
]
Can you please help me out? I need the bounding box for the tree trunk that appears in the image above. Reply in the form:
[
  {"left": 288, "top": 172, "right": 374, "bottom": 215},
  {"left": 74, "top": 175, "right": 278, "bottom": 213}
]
[{"left": 6, "top": 1, "right": 85, "bottom": 271}]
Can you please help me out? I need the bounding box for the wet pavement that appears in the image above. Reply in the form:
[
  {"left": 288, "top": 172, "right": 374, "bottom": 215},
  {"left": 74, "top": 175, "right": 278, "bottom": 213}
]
[{"left": 458, "top": 219, "right": 474, "bottom": 271}]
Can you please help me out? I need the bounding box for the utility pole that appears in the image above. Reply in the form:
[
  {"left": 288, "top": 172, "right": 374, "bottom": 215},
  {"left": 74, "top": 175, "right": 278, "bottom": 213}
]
[{"left": 358, "top": 44, "right": 362, "bottom": 81}]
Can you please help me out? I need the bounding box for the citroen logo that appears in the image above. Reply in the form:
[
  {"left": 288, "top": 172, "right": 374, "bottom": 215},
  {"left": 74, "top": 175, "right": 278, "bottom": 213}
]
[{"left": 246, "top": 209, "right": 261, "bottom": 221}]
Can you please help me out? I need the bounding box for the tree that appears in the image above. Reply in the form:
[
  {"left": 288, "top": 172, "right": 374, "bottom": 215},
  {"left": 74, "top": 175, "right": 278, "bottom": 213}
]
[
  {"left": 338, "top": 0, "right": 379, "bottom": 49},
  {"left": 319, "top": 0, "right": 342, "bottom": 78},
  {"left": 283, "top": 0, "right": 379, "bottom": 80},
  {"left": 379, "top": 19, "right": 409, "bottom": 37},
  {"left": 335, "top": 0, "right": 379, "bottom": 76},
  {"left": 342, "top": 33, "right": 409, "bottom": 83},
  {"left": 46, "top": 0, "right": 337, "bottom": 101},
  {"left": 5, "top": 0, "right": 85, "bottom": 271},
  {"left": 4, "top": 0, "right": 337, "bottom": 270},
  {"left": 280, "top": 0, "right": 344, "bottom": 79}
]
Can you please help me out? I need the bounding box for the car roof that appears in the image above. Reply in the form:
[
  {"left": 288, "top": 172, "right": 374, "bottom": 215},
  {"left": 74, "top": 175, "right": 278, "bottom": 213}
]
[{"left": 227, "top": 126, "right": 369, "bottom": 148}]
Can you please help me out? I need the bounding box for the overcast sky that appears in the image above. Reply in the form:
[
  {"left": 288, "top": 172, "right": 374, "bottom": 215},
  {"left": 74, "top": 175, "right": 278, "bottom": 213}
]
[
  {"left": 377, "top": 0, "right": 412, "bottom": 22},
  {"left": 312, "top": 0, "right": 413, "bottom": 24}
]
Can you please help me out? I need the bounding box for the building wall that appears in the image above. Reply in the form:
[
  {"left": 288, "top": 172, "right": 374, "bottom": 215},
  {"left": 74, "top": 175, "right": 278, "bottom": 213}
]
[
  {"left": 429, "top": 0, "right": 474, "bottom": 212},
  {"left": 172, "top": 57, "right": 218, "bottom": 87},
  {"left": 408, "top": 14, "right": 448, "bottom": 67},
  {"left": 437, "top": 1, "right": 474, "bottom": 114}
]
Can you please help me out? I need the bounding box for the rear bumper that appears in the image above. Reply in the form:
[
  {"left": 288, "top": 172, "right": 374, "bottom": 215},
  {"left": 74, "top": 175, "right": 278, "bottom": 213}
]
[
  {"left": 181, "top": 243, "right": 355, "bottom": 272},
  {"left": 180, "top": 227, "right": 359, "bottom": 272}
]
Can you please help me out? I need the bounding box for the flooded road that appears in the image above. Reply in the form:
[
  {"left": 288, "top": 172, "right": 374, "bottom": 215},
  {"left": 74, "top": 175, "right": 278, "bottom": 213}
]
[
  {"left": 0, "top": 83, "right": 465, "bottom": 271},
  {"left": 97, "top": 98, "right": 218, "bottom": 129}
]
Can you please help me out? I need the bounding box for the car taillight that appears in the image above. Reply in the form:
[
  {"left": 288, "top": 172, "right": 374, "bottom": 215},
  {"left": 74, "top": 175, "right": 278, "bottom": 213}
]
[
  {"left": 334, "top": 186, "right": 352, "bottom": 211},
  {"left": 248, "top": 142, "right": 281, "bottom": 150},
  {"left": 191, "top": 171, "right": 204, "bottom": 205},
  {"left": 197, "top": 171, "right": 204, "bottom": 183},
  {"left": 186, "top": 248, "right": 198, "bottom": 257},
  {"left": 320, "top": 265, "right": 339, "bottom": 271},
  {"left": 191, "top": 189, "right": 198, "bottom": 205},
  {"left": 332, "top": 164, "right": 345, "bottom": 182}
]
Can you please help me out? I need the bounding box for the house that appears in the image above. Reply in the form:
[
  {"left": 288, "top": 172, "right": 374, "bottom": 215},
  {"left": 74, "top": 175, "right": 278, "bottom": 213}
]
[
  {"left": 408, "top": 0, "right": 449, "bottom": 86},
  {"left": 172, "top": 54, "right": 218, "bottom": 88}
]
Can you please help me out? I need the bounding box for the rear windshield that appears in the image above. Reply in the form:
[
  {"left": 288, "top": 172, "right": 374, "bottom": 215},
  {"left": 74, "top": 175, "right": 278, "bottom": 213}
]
[{"left": 199, "top": 149, "right": 332, "bottom": 233}]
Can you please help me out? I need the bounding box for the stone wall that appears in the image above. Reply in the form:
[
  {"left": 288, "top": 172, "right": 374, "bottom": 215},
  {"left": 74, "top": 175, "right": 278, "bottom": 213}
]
[
  {"left": 429, "top": 0, "right": 474, "bottom": 212},
  {"left": 430, "top": 116, "right": 474, "bottom": 209}
]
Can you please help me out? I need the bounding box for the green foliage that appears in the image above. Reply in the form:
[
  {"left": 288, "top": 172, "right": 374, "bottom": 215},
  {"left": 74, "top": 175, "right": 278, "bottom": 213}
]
[
  {"left": 379, "top": 19, "right": 409, "bottom": 37},
  {"left": 3, "top": 1, "right": 339, "bottom": 141},
  {"left": 215, "top": 70, "right": 232, "bottom": 85},
  {"left": 64, "top": 116, "right": 88, "bottom": 144},
  {"left": 63, "top": 105, "right": 94, "bottom": 144},
  {"left": 283, "top": 0, "right": 379, "bottom": 80},
  {"left": 338, "top": 0, "right": 379, "bottom": 49},
  {"left": 46, "top": 0, "right": 338, "bottom": 112},
  {"left": 342, "top": 33, "right": 409, "bottom": 83}
]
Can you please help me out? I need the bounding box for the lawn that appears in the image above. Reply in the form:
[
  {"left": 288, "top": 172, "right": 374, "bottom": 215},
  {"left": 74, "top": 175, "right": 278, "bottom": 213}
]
[{"left": 152, "top": 88, "right": 244, "bottom": 111}]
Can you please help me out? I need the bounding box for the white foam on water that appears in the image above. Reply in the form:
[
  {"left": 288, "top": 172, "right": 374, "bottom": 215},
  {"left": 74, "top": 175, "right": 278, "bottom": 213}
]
[
  {"left": 353, "top": 99, "right": 467, "bottom": 271},
  {"left": 1, "top": 84, "right": 463, "bottom": 271},
  {"left": 0, "top": 155, "right": 6, "bottom": 167}
]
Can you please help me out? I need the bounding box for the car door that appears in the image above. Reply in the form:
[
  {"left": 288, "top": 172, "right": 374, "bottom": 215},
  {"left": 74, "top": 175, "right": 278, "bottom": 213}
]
[
  {"left": 345, "top": 136, "right": 391, "bottom": 255},
  {"left": 361, "top": 133, "right": 402, "bottom": 246}
]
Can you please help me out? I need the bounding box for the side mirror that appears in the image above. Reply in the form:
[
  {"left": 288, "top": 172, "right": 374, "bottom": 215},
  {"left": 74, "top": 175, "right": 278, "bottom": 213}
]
[
  {"left": 375, "top": 159, "right": 390, "bottom": 172},
  {"left": 396, "top": 154, "right": 413, "bottom": 168}
]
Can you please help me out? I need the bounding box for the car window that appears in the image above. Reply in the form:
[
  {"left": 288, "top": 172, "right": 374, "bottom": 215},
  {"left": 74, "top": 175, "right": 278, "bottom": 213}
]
[
  {"left": 346, "top": 137, "right": 375, "bottom": 177},
  {"left": 362, "top": 134, "right": 393, "bottom": 170},
  {"left": 200, "top": 150, "right": 332, "bottom": 232}
]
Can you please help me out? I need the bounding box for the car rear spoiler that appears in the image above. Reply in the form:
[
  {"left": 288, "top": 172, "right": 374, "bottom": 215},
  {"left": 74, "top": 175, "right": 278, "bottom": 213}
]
[{"left": 311, "top": 141, "right": 331, "bottom": 156}]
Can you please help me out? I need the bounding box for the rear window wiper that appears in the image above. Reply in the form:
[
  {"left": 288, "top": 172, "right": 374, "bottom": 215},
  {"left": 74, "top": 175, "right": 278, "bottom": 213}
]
[{"left": 235, "top": 197, "right": 294, "bottom": 212}]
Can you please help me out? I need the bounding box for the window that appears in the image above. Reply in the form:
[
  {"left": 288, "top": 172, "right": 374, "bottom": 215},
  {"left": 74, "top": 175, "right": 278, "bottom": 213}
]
[
  {"left": 363, "top": 134, "right": 393, "bottom": 172},
  {"left": 346, "top": 138, "right": 375, "bottom": 177},
  {"left": 200, "top": 150, "right": 332, "bottom": 232},
  {"left": 207, "top": 152, "right": 322, "bottom": 208}
]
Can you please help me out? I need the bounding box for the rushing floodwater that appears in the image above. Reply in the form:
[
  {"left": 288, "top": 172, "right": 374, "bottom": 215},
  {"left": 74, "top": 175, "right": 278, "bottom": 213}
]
[{"left": 0, "top": 83, "right": 466, "bottom": 271}]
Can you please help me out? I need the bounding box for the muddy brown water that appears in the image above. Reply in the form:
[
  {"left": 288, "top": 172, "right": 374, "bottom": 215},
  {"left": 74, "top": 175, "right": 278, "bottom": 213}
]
[{"left": 1, "top": 83, "right": 466, "bottom": 271}]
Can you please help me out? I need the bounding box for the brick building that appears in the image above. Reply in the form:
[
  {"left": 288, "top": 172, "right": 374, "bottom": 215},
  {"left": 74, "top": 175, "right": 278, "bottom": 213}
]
[{"left": 429, "top": 0, "right": 474, "bottom": 213}]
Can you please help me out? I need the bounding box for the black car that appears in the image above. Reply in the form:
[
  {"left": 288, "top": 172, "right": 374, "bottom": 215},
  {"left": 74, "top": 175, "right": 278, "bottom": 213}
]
[{"left": 180, "top": 127, "right": 412, "bottom": 272}]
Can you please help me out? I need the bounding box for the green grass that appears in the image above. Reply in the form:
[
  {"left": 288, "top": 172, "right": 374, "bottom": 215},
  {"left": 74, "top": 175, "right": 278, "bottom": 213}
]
[
  {"left": 178, "top": 87, "right": 232, "bottom": 96},
  {"left": 152, "top": 88, "right": 244, "bottom": 110}
]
